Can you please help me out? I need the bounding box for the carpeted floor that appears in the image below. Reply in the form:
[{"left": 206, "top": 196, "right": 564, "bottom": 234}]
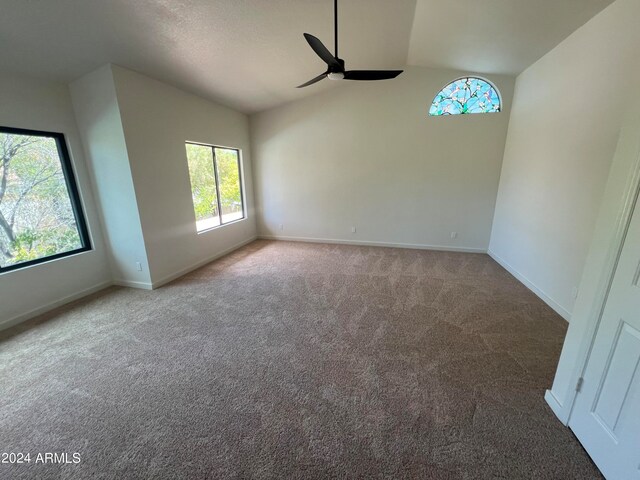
[{"left": 0, "top": 240, "right": 601, "bottom": 479}]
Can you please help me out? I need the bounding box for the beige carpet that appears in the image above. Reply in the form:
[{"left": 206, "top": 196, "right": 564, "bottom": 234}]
[{"left": 0, "top": 240, "right": 601, "bottom": 479}]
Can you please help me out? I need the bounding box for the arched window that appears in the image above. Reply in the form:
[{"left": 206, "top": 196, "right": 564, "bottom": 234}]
[{"left": 429, "top": 77, "right": 501, "bottom": 116}]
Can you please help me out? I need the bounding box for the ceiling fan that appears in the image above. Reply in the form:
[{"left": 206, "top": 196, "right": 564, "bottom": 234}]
[{"left": 297, "top": 0, "right": 403, "bottom": 88}]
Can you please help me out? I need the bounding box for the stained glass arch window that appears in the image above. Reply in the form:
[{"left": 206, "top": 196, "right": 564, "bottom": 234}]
[{"left": 429, "top": 77, "right": 501, "bottom": 116}]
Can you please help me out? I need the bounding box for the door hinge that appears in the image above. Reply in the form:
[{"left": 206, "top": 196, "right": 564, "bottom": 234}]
[{"left": 576, "top": 377, "right": 584, "bottom": 393}]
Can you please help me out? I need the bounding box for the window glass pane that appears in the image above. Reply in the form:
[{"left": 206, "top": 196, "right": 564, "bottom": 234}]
[
  {"left": 215, "top": 148, "right": 244, "bottom": 224},
  {"left": 0, "top": 132, "right": 84, "bottom": 268},
  {"left": 186, "top": 143, "right": 219, "bottom": 232}
]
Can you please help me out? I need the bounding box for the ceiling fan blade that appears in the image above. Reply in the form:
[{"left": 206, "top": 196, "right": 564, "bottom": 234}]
[
  {"left": 296, "top": 73, "right": 327, "bottom": 88},
  {"left": 343, "top": 70, "right": 404, "bottom": 81},
  {"left": 303, "top": 33, "right": 341, "bottom": 69}
]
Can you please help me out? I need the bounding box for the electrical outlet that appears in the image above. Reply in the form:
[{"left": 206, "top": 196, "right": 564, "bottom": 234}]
[
  {"left": 450, "top": 232, "right": 457, "bottom": 239},
  {"left": 279, "top": 223, "right": 284, "bottom": 231},
  {"left": 351, "top": 226, "right": 356, "bottom": 233},
  {"left": 136, "top": 262, "right": 142, "bottom": 271}
]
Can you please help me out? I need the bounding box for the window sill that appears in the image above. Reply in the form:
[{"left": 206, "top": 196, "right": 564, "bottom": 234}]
[
  {"left": 0, "top": 247, "right": 93, "bottom": 275},
  {"left": 196, "top": 216, "right": 247, "bottom": 235}
]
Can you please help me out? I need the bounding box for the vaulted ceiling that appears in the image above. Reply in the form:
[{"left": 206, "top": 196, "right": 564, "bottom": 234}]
[
  {"left": 408, "top": 0, "right": 614, "bottom": 75},
  {"left": 0, "top": 0, "right": 614, "bottom": 114}
]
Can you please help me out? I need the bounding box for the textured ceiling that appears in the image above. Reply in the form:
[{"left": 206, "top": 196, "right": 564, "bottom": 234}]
[
  {"left": 0, "top": 0, "right": 415, "bottom": 113},
  {"left": 0, "top": 0, "right": 615, "bottom": 114},
  {"left": 408, "top": 0, "right": 615, "bottom": 75}
]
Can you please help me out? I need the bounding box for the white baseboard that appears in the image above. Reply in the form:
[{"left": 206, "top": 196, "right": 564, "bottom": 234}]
[
  {"left": 151, "top": 235, "right": 258, "bottom": 289},
  {"left": 112, "top": 279, "right": 153, "bottom": 290},
  {"left": 257, "top": 235, "right": 486, "bottom": 254},
  {"left": 545, "top": 389, "right": 569, "bottom": 425},
  {"left": 0, "top": 280, "right": 113, "bottom": 333},
  {"left": 488, "top": 249, "right": 571, "bottom": 321}
]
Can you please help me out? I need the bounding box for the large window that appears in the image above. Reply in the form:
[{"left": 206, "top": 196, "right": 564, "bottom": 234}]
[
  {"left": 185, "top": 142, "right": 245, "bottom": 232},
  {"left": 429, "top": 77, "right": 501, "bottom": 116},
  {"left": 0, "top": 126, "right": 91, "bottom": 272}
]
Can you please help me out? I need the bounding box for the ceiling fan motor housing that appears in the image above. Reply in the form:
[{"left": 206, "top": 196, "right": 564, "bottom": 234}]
[{"left": 329, "top": 58, "right": 345, "bottom": 73}]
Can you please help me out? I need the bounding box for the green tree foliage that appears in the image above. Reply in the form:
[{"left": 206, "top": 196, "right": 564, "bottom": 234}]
[
  {"left": 215, "top": 148, "right": 241, "bottom": 213},
  {"left": 0, "top": 133, "right": 81, "bottom": 267},
  {"left": 186, "top": 143, "right": 218, "bottom": 221},
  {"left": 186, "top": 144, "right": 242, "bottom": 222}
]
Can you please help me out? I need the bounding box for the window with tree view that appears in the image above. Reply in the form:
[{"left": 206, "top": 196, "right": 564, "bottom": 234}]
[
  {"left": 429, "top": 77, "right": 501, "bottom": 116},
  {"left": 0, "top": 127, "right": 90, "bottom": 272},
  {"left": 186, "top": 143, "right": 244, "bottom": 232}
]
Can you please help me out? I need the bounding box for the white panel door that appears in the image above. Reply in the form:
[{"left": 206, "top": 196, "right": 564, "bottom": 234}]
[{"left": 569, "top": 192, "right": 640, "bottom": 479}]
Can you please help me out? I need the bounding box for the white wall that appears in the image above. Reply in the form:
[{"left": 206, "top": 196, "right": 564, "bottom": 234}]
[
  {"left": 70, "top": 65, "right": 152, "bottom": 288},
  {"left": 0, "top": 73, "right": 111, "bottom": 328},
  {"left": 489, "top": 0, "right": 640, "bottom": 320},
  {"left": 251, "top": 67, "right": 515, "bottom": 251},
  {"left": 110, "top": 66, "right": 257, "bottom": 286}
]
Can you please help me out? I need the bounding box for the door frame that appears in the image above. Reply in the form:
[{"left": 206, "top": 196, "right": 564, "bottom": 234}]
[{"left": 546, "top": 124, "right": 640, "bottom": 425}]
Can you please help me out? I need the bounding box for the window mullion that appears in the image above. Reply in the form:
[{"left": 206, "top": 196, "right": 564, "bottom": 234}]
[{"left": 212, "top": 147, "right": 223, "bottom": 225}]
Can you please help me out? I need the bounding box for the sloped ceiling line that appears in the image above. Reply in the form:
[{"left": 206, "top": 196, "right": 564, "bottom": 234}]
[{"left": 0, "top": 0, "right": 614, "bottom": 114}]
